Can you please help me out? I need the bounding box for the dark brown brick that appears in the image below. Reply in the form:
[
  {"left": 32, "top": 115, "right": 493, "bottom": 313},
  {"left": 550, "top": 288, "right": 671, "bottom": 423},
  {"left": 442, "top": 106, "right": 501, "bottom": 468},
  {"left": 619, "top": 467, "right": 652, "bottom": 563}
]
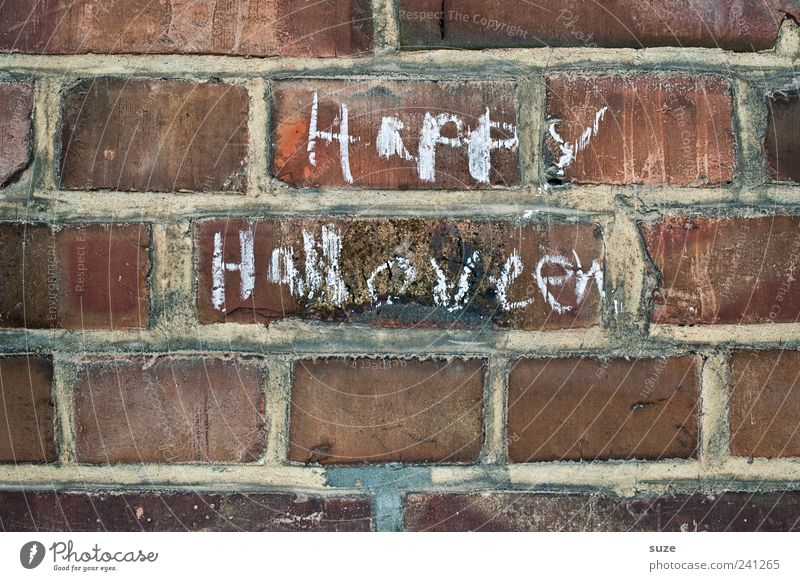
[
  {"left": 404, "top": 492, "right": 800, "bottom": 532},
  {"left": 60, "top": 79, "right": 249, "bottom": 192},
  {"left": 289, "top": 358, "right": 485, "bottom": 464},
  {"left": 0, "top": 81, "right": 33, "bottom": 186},
  {"left": 642, "top": 215, "right": 800, "bottom": 325},
  {"left": 73, "top": 357, "right": 266, "bottom": 464},
  {"left": 272, "top": 80, "right": 519, "bottom": 189},
  {"left": 0, "top": 357, "right": 55, "bottom": 463},
  {"left": 399, "top": 0, "right": 795, "bottom": 52},
  {"left": 730, "top": 350, "right": 800, "bottom": 458},
  {"left": 546, "top": 74, "right": 735, "bottom": 186},
  {"left": 508, "top": 357, "right": 700, "bottom": 462},
  {"left": 195, "top": 218, "right": 604, "bottom": 330},
  {"left": 766, "top": 89, "right": 800, "bottom": 182},
  {"left": 0, "top": 492, "right": 372, "bottom": 531},
  {"left": 0, "top": 0, "right": 372, "bottom": 57},
  {"left": 0, "top": 223, "right": 151, "bottom": 330}
]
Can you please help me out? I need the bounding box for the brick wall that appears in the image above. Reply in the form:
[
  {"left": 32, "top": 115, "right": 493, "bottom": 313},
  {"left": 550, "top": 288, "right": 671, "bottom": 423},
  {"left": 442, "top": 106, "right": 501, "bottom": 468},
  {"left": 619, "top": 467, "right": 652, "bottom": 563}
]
[{"left": 2, "top": 0, "right": 800, "bottom": 532}]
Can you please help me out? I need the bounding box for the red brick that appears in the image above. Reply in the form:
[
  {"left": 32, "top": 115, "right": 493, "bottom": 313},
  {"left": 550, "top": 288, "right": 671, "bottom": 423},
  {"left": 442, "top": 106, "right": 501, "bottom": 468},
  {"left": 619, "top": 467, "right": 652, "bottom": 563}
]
[
  {"left": 508, "top": 357, "right": 700, "bottom": 462},
  {"left": 0, "top": 492, "right": 372, "bottom": 531},
  {"left": 0, "top": 81, "right": 33, "bottom": 186},
  {"left": 0, "top": 223, "right": 151, "bottom": 330},
  {"left": 546, "top": 74, "right": 735, "bottom": 186},
  {"left": 399, "top": 1, "right": 795, "bottom": 52},
  {"left": 404, "top": 492, "right": 800, "bottom": 532},
  {"left": 766, "top": 89, "right": 800, "bottom": 182},
  {"left": 195, "top": 218, "right": 604, "bottom": 329},
  {"left": 642, "top": 215, "right": 800, "bottom": 325},
  {"left": 60, "top": 79, "right": 249, "bottom": 192},
  {"left": 0, "top": 0, "right": 372, "bottom": 57},
  {"left": 73, "top": 357, "right": 266, "bottom": 463},
  {"left": 0, "top": 357, "right": 55, "bottom": 463},
  {"left": 272, "top": 80, "right": 519, "bottom": 189},
  {"left": 730, "top": 350, "right": 800, "bottom": 458},
  {"left": 288, "top": 358, "right": 485, "bottom": 464}
]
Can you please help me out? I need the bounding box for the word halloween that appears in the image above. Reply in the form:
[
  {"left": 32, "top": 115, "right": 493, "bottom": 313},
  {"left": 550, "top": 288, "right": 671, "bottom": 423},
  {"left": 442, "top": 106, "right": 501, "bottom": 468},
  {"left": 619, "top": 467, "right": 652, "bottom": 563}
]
[{"left": 196, "top": 219, "right": 605, "bottom": 330}]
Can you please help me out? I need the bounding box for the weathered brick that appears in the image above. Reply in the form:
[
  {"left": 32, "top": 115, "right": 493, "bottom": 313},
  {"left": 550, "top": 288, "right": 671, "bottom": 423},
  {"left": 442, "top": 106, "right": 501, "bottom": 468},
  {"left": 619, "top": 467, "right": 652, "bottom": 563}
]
[
  {"left": 0, "top": 223, "right": 151, "bottom": 330},
  {"left": 272, "top": 80, "right": 519, "bottom": 189},
  {"left": 730, "top": 350, "right": 800, "bottom": 458},
  {"left": 195, "top": 218, "right": 604, "bottom": 329},
  {"left": 73, "top": 357, "right": 266, "bottom": 463},
  {"left": 546, "top": 74, "right": 735, "bottom": 186},
  {"left": 766, "top": 89, "right": 800, "bottom": 182},
  {"left": 404, "top": 492, "right": 800, "bottom": 532},
  {"left": 0, "top": 81, "right": 33, "bottom": 186},
  {"left": 399, "top": 0, "right": 796, "bottom": 52},
  {"left": 60, "top": 79, "right": 249, "bottom": 192},
  {"left": 288, "top": 358, "right": 485, "bottom": 464},
  {"left": 507, "top": 357, "right": 700, "bottom": 462},
  {"left": 0, "top": 0, "right": 372, "bottom": 57},
  {"left": 0, "top": 492, "right": 372, "bottom": 531},
  {"left": 0, "top": 356, "right": 55, "bottom": 463},
  {"left": 642, "top": 215, "right": 800, "bottom": 325}
]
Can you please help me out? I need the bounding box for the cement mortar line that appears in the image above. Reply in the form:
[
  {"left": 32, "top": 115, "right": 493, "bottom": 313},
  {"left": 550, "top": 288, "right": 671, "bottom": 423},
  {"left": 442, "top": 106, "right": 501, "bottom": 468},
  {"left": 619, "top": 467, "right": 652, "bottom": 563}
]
[
  {"left": 0, "top": 325, "right": 651, "bottom": 357},
  {"left": 4, "top": 459, "right": 800, "bottom": 496},
  {"left": 1, "top": 46, "right": 800, "bottom": 78},
  {"left": 698, "top": 353, "right": 731, "bottom": 469},
  {"left": 0, "top": 325, "right": 793, "bottom": 355},
  {"left": 480, "top": 357, "right": 509, "bottom": 465},
  {"left": 7, "top": 186, "right": 800, "bottom": 222}
]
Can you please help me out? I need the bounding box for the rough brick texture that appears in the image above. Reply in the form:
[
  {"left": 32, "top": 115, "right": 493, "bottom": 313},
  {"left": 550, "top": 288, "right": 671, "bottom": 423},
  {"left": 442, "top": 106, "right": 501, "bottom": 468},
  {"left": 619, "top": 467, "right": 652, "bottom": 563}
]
[
  {"left": 272, "top": 80, "right": 519, "bottom": 189},
  {"left": 61, "top": 79, "right": 249, "bottom": 192},
  {"left": 766, "top": 89, "right": 800, "bottom": 182},
  {"left": 546, "top": 74, "right": 736, "bottom": 186},
  {"left": 399, "top": 0, "right": 797, "bottom": 52},
  {"left": 73, "top": 357, "right": 266, "bottom": 464},
  {"left": 196, "top": 218, "right": 604, "bottom": 329},
  {"left": 0, "top": 356, "right": 55, "bottom": 463},
  {"left": 404, "top": 492, "right": 800, "bottom": 532},
  {"left": 642, "top": 215, "right": 800, "bottom": 325},
  {"left": 0, "top": 0, "right": 372, "bottom": 57},
  {"left": 0, "top": 81, "right": 33, "bottom": 186},
  {"left": 0, "top": 492, "right": 372, "bottom": 531},
  {"left": 508, "top": 357, "right": 700, "bottom": 462},
  {"left": 0, "top": 223, "right": 150, "bottom": 330},
  {"left": 730, "top": 350, "right": 800, "bottom": 458},
  {"left": 288, "top": 358, "right": 485, "bottom": 464}
]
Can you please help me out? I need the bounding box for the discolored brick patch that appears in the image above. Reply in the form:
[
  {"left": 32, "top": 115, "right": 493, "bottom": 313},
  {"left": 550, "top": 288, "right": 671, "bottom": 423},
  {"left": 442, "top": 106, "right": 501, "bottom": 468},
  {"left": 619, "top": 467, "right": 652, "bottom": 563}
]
[
  {"left": 399, "top": 0, "right": 796, "bottom": 52},
  {"left": 404, "top": 492, "right": 800, "bottom": 532},
  {"left": 730, "top": 350, "right": 800, "bottom": 458},
  {"left": 0, "top": 81, "right": 33, "bottom": 186},
  {"left": 0, "top": 223, "right": 151, "bottom": 330},
  {"left": 73, "top": 357, "right": 267, "bottom": 464},
  {"left": 766, "top": 89, "right": 800, "bottom": 182},
  {"left": 60, "top": 79, "right": 249, "bottom": 192},
  {"left": 0, "top": 356, "right": 55, "bottom": 463},
  {"left": 0, "top": 492, "right": 373, "bottom": 531},
  {"left": 641, "top": 215, "right": 800, "bottom": 325},
  {"left": 0, "top": 0, "right": 373, "bottom": 57},
  {"left": 545, "top": 74, "right": 735, "bottom": 186},
  {"left": 288, "top": 358, "right": 485, "bottom": 464},
  {"left": 507, "top": 356, "right": 700, "bottom": 462}
]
